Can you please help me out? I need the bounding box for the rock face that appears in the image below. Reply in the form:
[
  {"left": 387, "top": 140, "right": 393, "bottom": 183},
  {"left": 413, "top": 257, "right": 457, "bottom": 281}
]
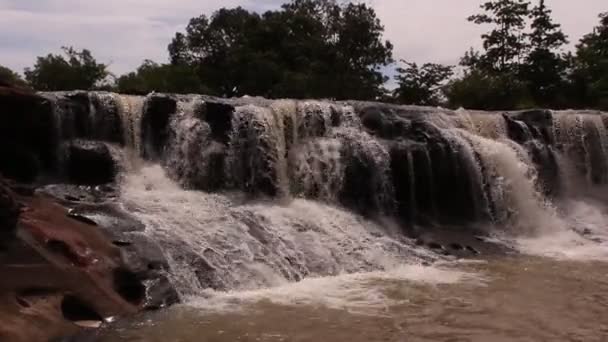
[
  {"left": 64, "top": 140, "right": 117, "bottom": 185},
  {"left": 2, "top": 87, "right": 608, "bottom": 339},
  {"left": 0, "top": 178, "right": 179, "bottom": 342},
  {"left": 0, "top": 178, "right": 20, "bottom": 235},
  {"left": 0, "top": 86, "right": 56, "bottom": 182}
]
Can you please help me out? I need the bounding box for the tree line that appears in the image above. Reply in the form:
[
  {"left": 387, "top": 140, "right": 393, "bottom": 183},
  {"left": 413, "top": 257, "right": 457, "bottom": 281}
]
[{"left": 1, "top": 0, "right": 606, "bottom": 110}]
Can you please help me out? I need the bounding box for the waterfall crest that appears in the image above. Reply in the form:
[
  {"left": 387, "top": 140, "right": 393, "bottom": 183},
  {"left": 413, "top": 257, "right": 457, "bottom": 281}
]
[{"left": 41, "top": 91, "right": 608, "bottom": 295}]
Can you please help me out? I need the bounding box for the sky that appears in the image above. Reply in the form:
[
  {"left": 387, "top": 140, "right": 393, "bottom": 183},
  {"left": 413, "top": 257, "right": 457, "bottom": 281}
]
[{"left": 0, "top": 0, "right": 605, "bottom": 79}]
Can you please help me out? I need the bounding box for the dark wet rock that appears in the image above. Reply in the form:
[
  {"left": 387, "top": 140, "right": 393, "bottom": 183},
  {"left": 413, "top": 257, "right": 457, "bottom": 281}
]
[
  {"left": 113, "top": 268, "right": 146, "bottom": 305},
  {"left": 199, "top": 100, "right": 235, "bottom": 144},
  {"left": 89, "top": 93, "right": 123, "bottom": 144},
  {"left": 0, "top": 178, "right": 21, "bottom": 235},
  {"left": 527, "top": 142, "right": 561, "bottom": 196},
  {"left": 38, "top": 184, "right": 118, "bottom": 205},
  {"left": 142, "top": 275, "right": 180, "bottom": 310},
  {"left": 142, "top": 94, "right": 177, "bottom": 160},
  {"left": 43, "top": 91, "right": 123, "bottom": 144},
  {"left": 465, "top": 246, "right": 480, "bottom": 255},
  {"left": 61, "top": 295, "right": 104, "bottom": 322},
  {"left": 0, "top": 86, "right": 57, "bottom": 182},
  {"left": 356, "top": 104, "right": 411, "bottom": 139},
  {"left": 339, "top": 141, "right": 387, "bottom": 216},
  {"left": 449, "top": 243, "right": 465, "bottom": 251},
  {"left": 504, "top": 115, "right": 534, "bottom": 144},
  {"left": 427, "top": 242, "right": 444, "bottom": 250},
  {"left": 61, "top": 92, "right": 93, "bottom": 139},
  {"left": 67, "top": 210, "right": 98, "bottom": 226},
  {"left": 507, "top": 109, "right": 554, "bottom": 144},
  {"left": 116, "top": 233, "right": 170, "bottom": 277},
  {"left": 64, "top": 140, "right": 117, "bottom": 185},
  {"left": 390, "top": 142, "right": 417, "bottom": 223},
  {"left": 112, "top": 240, "right": 132, "bottom": 247},
  {"left": 68, "top": 203, "right": 146, "bottom": 235}
]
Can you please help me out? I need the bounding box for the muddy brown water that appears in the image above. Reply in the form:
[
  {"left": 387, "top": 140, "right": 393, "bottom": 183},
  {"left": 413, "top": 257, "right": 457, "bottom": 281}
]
[{"left": 89, "top": 256, "right": 608, "bottom": 342}]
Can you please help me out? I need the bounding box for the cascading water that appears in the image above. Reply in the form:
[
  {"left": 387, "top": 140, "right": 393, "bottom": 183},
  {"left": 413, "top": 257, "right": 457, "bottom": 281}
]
[
  {"left": 42, "top": 91, "right": 608, "bottom": 301},
  {"left": 116, "top": 94, "right": 145, "bottom": 154}
]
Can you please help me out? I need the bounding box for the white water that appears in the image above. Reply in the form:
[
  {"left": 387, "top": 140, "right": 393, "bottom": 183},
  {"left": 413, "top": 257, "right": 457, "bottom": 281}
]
[
  {"left": 105, "top": 97, "right": 608, "bottom": 314},
  {"left": 188, "top": 263, "right": 485, "bottom": 316},
  {"left": 120, "top": 165, "right": 441, "bottom": 297}
]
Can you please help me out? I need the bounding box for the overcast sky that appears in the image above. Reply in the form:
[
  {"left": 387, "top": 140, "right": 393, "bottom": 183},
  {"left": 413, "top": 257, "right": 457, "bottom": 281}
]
[{"left": 0, "top": 0, "right": 605, "bottom": 78}]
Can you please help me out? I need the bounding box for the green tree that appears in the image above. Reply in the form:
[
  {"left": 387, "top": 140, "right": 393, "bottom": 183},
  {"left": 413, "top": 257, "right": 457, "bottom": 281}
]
[
  {"left": 393, "top": 61, "right": 453, "bottom": 106},
  {"left": 24, "top": 47, "right": 109, "bottom": 91},
  {"left": 467, "top": 0, "right": 531, "bottom": 73},
  {"left": 522, "top": 0, "right": 568, "bottom": 106},
  {"left": 168, "top": 0, "right": 393, "bottom": 100},
  {"left": 445, "top": 69, "right": 532, "bottom": 110},
  {"left": 569, "top": 12, "right": 608, "bottom": 109},
  {"left": 448, "top": 0, "right": 532, "bottom": 109},
  {"left": 169, "top": 7, "right": 263, "bottom": 97},
  {"left": 0, "top": 65, "right": 29, "bottom": 88},
  {"left": 117, "top": 60, "right": 208, "bottom": 95}
]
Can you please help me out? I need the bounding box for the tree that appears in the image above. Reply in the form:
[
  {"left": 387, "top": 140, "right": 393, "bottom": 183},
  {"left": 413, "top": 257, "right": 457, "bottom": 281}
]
[
  {"left": 328, "top": 2, "right": 394, "bottom": 100},
  {"left": 24, "top": 47, "right": 109, "bottom": 91},
  {"left": 393, "top": 61, "right": 453, "bottom": 106},
  {"left": 445, "top": 69, "right": 532, "bottom": 110},
  {"left": 168, "top": 0, "right": 393, "bottom": 100},
  {"left": 117, "top": 60, "right": 208, "bottom": 95},
  {"left": 522, "top": 0, "right": 568, "bottom": 106},
  {"left": 467, "top": 0, "right": 531, "bottom": 73},
  {"left": 0, "top": 65, "right": 29, "bottom": 88},
  {"left": 569, "top": 12, "right": 608, "bottom": 109},
  {"left": 169, "top": 7, "right": 263, "bottom": 97},
  {"left": 449, "top": 0, "right": 532, "bottom": 109}
]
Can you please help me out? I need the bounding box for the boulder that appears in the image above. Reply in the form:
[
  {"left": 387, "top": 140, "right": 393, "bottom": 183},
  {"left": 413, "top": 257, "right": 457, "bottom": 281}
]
[
  {"left": 0, "top": 192, "right": 140, "bottom": 341},
  {"left": 508, "top": 109, "right": 554, "bottom": 144},
  {"left": 199, "top": 100, "right": 235, "bottom": 144},
  {"left": 65, "top": 140, "right": 117, "bottom": 185},
  {"left": 0, "top": 177, "right": 20, "bottom": 238},
  {"left": 141, "top": 94, "right": 177, "bottom": 160},
  {"left": 0, "top": 86, "right": 57, "bottom": 182}
]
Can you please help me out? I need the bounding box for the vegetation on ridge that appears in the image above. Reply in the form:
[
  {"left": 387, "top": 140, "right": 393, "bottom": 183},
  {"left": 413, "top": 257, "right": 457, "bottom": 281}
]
[{"left": 2, "top": 0, "right": 607, "bottom": 110}]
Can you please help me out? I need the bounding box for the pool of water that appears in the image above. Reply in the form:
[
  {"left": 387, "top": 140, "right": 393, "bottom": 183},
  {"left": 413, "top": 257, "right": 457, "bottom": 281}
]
[{"left": 89, "top": 256, "right": 608, "bottom": 342}]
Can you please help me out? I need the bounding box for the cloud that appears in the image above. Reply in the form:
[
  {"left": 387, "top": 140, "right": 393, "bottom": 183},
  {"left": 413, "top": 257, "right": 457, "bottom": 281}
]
[{"left": 0, "top": 0, "right": 605, "bottom": 77}]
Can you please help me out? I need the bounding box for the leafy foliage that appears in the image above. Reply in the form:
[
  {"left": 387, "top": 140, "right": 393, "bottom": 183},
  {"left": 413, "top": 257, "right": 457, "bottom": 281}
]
[
  {"left": 568, "top": 12, "right": 608, "bottom": 109},
  {"left": 168, "top": 0, "right": 393, "bottom": 100},
  {"left": 117, "top": 60, "right": 208, "bottom": 95},
  {"left": 445, "top": 69, "right": 532, "bottom": 110},
  {"left": 24, "top": 47, "right": 109, "bottom": 91},
  {"left": 521, "top": 0, "right": 569, "bottom": 106},
  {"left": 15, "top": 1, "right": 608, "bottom": 110},
  {"left": 393, "top": 61, "right": 453, "bottom": 106},
  {"left": 467, "top": 0, "right": 530, "bottom": 73},
  {"left": 0, "top": 65, "right": 29, "bottom": 88}
]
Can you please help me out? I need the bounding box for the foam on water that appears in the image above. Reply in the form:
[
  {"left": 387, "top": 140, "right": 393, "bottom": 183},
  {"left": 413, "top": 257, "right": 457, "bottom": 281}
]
[
  {"left": 511, "top": 198, "right": 608, "bottom": 261},
  {"left": 120, "top": 165, "right": 443, "bottom": 297},
  {"left": 187, "top": 263, "right": 485, "bottom": 316}
]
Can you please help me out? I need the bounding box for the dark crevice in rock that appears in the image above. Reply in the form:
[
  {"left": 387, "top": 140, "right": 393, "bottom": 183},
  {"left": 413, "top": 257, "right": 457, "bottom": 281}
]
[
  {"left": 64, "top": 140, "right": 117, "bottom": 185},
  {"left": 46, "top": 239, "right": 86, "bottom": 267},
  {"left": 112, "top": 268, "right": 146, "bottom": 305},
  {"left": 61, "top": 295, "right": 103, "bottom": 322},
  {"left": 142, "top": 94, "right": 177, "bottom": 160},
  {"left": 112, "top": 240, "right": 132, "bottom": 247}
]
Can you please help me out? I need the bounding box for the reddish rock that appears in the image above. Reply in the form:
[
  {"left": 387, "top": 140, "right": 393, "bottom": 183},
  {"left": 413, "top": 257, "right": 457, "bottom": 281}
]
[{"left": 0, "top": 185, "right": 146, "bottom": 341}]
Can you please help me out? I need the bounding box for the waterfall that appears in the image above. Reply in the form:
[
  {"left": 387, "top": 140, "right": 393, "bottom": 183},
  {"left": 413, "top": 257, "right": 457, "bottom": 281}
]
[
  {"left": 38, "top": 92, "right": 608, "bottom": 297},
  {"left": 116, "top": 94, "right": 145, "bottom": 154}
]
